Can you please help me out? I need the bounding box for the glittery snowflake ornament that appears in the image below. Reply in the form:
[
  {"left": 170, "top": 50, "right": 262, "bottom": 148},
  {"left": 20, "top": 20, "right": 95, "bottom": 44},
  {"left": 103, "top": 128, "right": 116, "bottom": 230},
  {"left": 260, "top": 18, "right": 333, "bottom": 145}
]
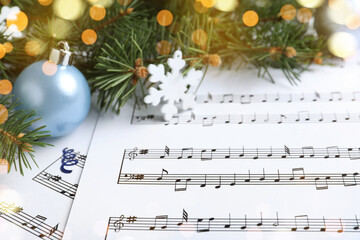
[{"left": 144, "top": 50, "right": 203, "bottom": 121}]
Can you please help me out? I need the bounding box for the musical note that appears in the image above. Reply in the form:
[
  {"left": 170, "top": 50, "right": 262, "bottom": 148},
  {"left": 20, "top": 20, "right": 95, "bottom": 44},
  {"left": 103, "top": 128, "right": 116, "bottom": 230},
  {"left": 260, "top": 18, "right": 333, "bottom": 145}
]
[
  {"left": 240, "top": 94, "right": 252, "bottom": 104},
  {"left": 204, "top": 93, "right": 212, "bottom": 103},
  {"left": 315, "top": 177, "right": 329, "bottom": 190},
  {"left": 202, "top": 116, "right": 216, "bottom": 127},
  {"left": 49, "top": 223, "right": 59, "bottom": 237},
  {"left": 354, "top": 215, "right": 359, "bottom": 230},
  {"left": 296, "top": 111, "right": 310, "bottom": 122},
  {"left": 257, "top": 212, "right": 263, "bottom": 226},
  {"left": 290, "top": 168, "right": 305, "bottom": 181},
  {"left": 160, "top": 146, "right": 170, "bottom": 158},
  {"left": 0, "top": 202, "right": 63, "bottom": 239},
  {"left": 178, "top": 148, "right": 193, "bottom": 159},
  {"left": 338, "top": 218, "right": 344, "bottom": 233},
  {"left": 274, "top": 170, "right": 280, "bottom": 182},
  {"left": 221, "top": 94, "right": 234, "bottom": 103},
  {"left": 273, "top": 212, "right": 280, "bottom": 226},
  {"left": 330, "top": 92, "right": 343, "bottom": 101},
  {"left": 149, "top": 215, "right": 168, "bottom": 230},
  {"left": 292, "top": 215, "right": 310, "bottom": 231},
  {"left": 201, "top": 175, "right": 207, "bottom": 188},
  {"left": 230, "top": 173, "right": 236, "bottom": 186},
  {"left": 321, "top": 217, "right": 326, "bottom": 232},
  {"left": 215, "top": 176, "right": 222, "bottom": 189},
  {"left": 197, "top": 217, "right": 214, "bottom": 232},
  {"left": 22, "top": 215, "right": 47, "bottom": 230},
  {"left": 183, "top": 209, "right": 188, "bottom": 222},
  {"left": 348, "top": 148, "right": 360, "bottom": 160},
  {"left": 157, "top": 169, "right": 169, "bottom": 181},
  {"left": 325, "top": 146, "right": 340, "bottom": 158},
  {"left": 342, "top": 172, "right": 358, "bottom": 187},
  {"left": 200, "top": 149, "right": 216, "bottom": 161},
  {"left": 60, "top": 148, "right": 78, "bottom": 174},
  {"left": 277, "top": 114, "right": 287, "bottom": 124},
  {"left": 224, "top": 214, "right": 231, "bottom": 228},
  {"left": 241, "top": 215, "right": 247, "bottom": 229},
  {"left": 175, "top": 178, "right": 191, "bottom": 192},
  {"left": 300, "top": 146, "right": 315, "bottom": 158},
  {"left": 283, "top": 145, "right": 291, "bottom": 158}
]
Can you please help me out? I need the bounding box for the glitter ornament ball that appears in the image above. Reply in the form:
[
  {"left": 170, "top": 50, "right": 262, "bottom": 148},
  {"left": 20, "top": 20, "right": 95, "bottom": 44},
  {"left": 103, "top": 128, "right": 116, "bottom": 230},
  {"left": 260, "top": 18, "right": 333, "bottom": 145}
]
[{"left": 13, "top": 42, "right": 91, "bottom": 138}]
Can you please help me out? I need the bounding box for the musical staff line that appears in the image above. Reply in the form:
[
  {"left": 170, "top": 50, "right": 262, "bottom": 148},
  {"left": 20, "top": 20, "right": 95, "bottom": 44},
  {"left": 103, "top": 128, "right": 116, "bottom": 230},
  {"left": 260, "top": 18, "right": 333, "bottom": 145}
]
[
  {"left": 32, "top": 148, "right": 86, "bottom": 199},
  {"left": 105, "top": 212, "right": 360, "bottom": 237},
  {"left": 118, "top": 168, "right": 359, "bottom": 191},
  {"left": 194, "top": 92, "right": 360, "bottom": 104},
  {"left": 0, "top": 202, "right": 63, "bottom": 240},
  {"left": 33, "top": 171, "right": 78, "bottom": 199},
  {"left": 124, "top": 146, "right": 360, "bottom": 161},
  {"left": 133, "top": 112, "right": 360, "bottom": 126}
]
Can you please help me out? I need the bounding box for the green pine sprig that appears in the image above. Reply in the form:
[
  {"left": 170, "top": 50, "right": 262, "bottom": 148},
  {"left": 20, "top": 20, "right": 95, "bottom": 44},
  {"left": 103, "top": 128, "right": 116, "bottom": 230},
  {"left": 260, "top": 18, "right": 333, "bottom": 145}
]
[{"left": 0, "top": 95, "right": 52, "bottom": 175}]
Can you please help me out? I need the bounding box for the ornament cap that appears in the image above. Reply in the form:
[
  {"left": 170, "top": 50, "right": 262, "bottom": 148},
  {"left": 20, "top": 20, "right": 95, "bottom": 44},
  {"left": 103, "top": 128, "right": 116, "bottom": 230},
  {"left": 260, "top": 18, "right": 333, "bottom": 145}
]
[{"left": 49, "top": 41, "right": 73, "bottom": 66}]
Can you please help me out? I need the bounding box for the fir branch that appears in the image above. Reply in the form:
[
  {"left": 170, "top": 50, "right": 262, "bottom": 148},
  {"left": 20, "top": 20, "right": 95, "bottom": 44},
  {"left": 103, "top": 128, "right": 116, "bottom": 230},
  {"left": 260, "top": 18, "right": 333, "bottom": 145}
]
[{"left": 0, "top": 95, "right": 52, "bottom": 175}]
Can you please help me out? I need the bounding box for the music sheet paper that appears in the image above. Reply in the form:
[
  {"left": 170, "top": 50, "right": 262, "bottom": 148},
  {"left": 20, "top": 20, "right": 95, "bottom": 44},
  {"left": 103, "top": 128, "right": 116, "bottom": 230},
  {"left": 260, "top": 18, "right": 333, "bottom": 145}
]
[
  {"left": 0, "top": 108, "right": 99, "bottom": 240},
  {"left": 63, "top": 65, "right": 360, "bottom": 240}
]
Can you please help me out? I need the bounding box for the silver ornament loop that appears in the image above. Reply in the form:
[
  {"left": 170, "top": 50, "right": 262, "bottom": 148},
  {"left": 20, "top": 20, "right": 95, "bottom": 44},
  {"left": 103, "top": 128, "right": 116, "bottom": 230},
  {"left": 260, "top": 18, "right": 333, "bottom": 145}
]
[
  {"left": 49, "top": 41, "right": 73, "bottom": 66},
  {"left": 58, "top": 41, "right": 70, "bottom": 52}
]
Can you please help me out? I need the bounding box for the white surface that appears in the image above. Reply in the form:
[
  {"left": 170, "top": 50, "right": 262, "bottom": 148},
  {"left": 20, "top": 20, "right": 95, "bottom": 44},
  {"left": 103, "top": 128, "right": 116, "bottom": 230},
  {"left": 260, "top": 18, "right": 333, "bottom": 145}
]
[
  {"left": 63, "top": 64, "right": 360, "bottom": 240},
  {"left": 0, "top": 106, "right": 99, "bottom": 240}
]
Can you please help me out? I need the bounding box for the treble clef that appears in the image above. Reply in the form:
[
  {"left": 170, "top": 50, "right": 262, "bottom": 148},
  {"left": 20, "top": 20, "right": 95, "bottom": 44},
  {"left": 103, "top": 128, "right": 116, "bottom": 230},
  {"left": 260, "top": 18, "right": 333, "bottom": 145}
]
[
  {"left": 113, "top": 215, "right": 125, "bottom": 232},
  {"left": 60, "top": 148, "right": 78, "bottom": 174},
  {"left": 128, "top": 147, "right": 138, "bottom": 161}
]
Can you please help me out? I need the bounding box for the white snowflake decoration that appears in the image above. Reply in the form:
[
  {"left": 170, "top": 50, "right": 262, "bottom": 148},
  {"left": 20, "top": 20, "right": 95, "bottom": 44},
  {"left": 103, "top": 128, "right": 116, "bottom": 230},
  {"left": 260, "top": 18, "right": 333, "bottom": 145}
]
[
  {"left": 0, "top": 6, "right": 23, "bottom": 40},
  {"left": 144, "top": 50, "right": 203, "bottom": 121}
]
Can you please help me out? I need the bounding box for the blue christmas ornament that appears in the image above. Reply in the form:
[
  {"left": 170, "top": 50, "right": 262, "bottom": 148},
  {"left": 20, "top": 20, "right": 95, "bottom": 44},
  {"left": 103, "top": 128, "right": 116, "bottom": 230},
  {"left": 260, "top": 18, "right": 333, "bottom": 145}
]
[{"left": 13, "top": 42, "right": 91, "bottom": 138}]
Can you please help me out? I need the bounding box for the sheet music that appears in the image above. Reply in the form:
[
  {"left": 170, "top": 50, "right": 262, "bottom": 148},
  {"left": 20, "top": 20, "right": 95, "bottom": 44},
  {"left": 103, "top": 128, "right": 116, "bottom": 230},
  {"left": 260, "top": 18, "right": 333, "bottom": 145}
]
[
  {"left": 0, "top": 108, "right": 99, "bottom": 240},
  {"left": 63, "top": 66, "right": 360, "bottom": 240}
]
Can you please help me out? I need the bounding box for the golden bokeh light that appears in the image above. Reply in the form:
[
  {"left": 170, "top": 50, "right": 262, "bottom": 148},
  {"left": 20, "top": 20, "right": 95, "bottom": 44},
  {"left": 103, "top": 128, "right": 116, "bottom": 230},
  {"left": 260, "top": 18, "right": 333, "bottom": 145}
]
[
  {"left": 3, "top": 42, "right": 13, "bottom": 53},
  {"left": 346, "top": 14, "right": 360, "bottom": 30},
  {"left": 38, "top": 0, "right": 53, "bottom": 6},
  {"left": 328, "top": 32, "right": 357, "bottom": 59},
  {"left": 157, "top": 10, "right": 173, "bottom": 26},
  {"left": 329, "top": 0, "right": 345, "bottom": 10},
  {"left": 243, "top": 10, "right": 259, "bottom": 27},
  {"left": 194, "top": 1, "right": 208, "bottom": 14},
  {"left": 0, "top": 159, "right": 9, "bottom": 175},
  {"left": 6, "top": 11, "right": 28, "bottom": 32},
  {"left": 82, "top": 29, "right": 98, "bottom": 45},
  {"left": 201, "top": 0, "right": 216, "bottom": 8},
  {"left": 42, "top": 61, "right": 58, "bottom": 76},
  {"left": 0, "top": 44, "right": 6, "bottom": 59},
  {"left": 327, "top": 4, "right": 352, "bottom": 25},
  {"left": 192, "top": 29, "right": 208, "bottom": 45},
  {"left": 53, "top": 0, "right": 85, "bottom": 20},
  {"left": 0, "top": 104, "right": 9, "bottom": 125},
  {"left": 25, "top": 40, "right": 41, "bottom": 56},
  {"left": 215, "top": 0, "right": 238, "bottom": 12},
  {"left": 156, "top": 40, "right": 171, "bottom": 56},
  {"left": 90, "top": 5, "right": 106, "bottom": 21},
  {"left": 280, "top": 4, "right": 296, "bottom": 21},
  {"left": 297, "top": 8, "right": 312, "bottom": 23},
  {"left": 117, "top": 0, "right": 132, "bottom": 5},
  {"left": 296, "top": 0, "right": 324, "bottom": 8},
  {"left": 0, "top": 80, "right": 13, "bottom": 95},
  {"left": 88, "top": 0, "right": 113, "bottom": 7}
]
